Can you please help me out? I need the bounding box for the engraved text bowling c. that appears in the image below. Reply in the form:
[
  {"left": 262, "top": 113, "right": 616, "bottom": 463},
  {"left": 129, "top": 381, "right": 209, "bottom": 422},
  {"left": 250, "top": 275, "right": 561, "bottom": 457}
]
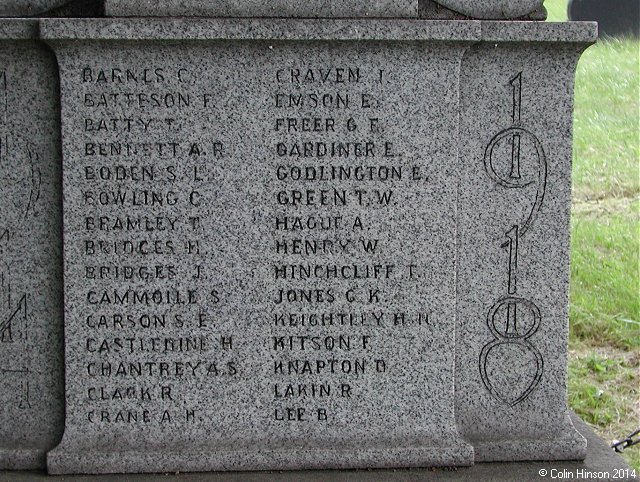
[{"left": 479, "top": 72, "right": 547, "bottom": 407}]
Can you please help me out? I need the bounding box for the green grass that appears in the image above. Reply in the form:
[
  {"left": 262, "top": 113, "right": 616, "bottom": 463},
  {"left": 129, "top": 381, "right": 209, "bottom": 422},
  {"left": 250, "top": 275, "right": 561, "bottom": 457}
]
[
  {"left": 568, "top": 350, "right": 640, "bottom": 470},
  {"left": 545, "top": 0, "right": 640, "bottom": 470},
  {"left": 545, "top": 0, "right": 568, "bottom": 21},
  {"left": 573, "top": 40, "right": 640, "bottom": 201},
  {"left": 569, "top": 199, "right": 639, "bottom": 470},
  {"left": 570, "top": 199, "right": 640, "bottom": 350},
  {"left": 545, "top": 0, "right": 640, "bottom": 201},
  {"left": 569, "top": 351, "right": 638, "bottom": 426}
]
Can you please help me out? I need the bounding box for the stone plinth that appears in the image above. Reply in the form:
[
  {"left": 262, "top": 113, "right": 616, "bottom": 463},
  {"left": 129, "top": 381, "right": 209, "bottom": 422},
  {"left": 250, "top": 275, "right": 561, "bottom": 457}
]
[{"left": 5, "top": 413, "right": 639, "bottom": 481}]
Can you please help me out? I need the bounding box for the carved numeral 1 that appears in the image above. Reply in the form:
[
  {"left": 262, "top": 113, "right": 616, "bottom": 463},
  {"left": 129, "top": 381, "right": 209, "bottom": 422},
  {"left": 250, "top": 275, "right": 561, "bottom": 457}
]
[
  {"left": 504, "top": 225, "right": 519, "bottom": 336},
  {"left": 511, "top": 72, "right": 522, "bottom": 124}
]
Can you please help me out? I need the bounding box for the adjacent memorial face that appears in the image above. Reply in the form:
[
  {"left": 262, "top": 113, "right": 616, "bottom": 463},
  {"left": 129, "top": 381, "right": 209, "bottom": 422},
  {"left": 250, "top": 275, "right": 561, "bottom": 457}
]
[
  {"left": 0, "top": 23, "right": 64, "bottom": 470},
  {"left": 46, "top": 23, "right": 477, "bottom": 472}
]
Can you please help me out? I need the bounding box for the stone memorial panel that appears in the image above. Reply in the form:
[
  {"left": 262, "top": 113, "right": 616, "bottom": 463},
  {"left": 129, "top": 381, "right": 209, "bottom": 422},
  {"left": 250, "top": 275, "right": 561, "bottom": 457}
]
[
  {"left": 105, "top": 0, "right": 418, "bottom": 18},
  {"left": 455, "top": 21, "right": 596, "bottom": 462},
  {"left": 42, "top": 18, "right": 479, "bottom": 474},
  {"left": 0, "top": 19, "right": 64, "bottom": 470}
]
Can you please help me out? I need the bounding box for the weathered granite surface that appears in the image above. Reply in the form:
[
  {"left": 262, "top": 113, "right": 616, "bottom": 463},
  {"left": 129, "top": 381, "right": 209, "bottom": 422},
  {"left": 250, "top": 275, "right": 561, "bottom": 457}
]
[
  {"left": 42, "top": 17, "right": 480, "bottom": 474},
  {"left": 434, "top": 0, "right": 543, "bottom": 19},
  {"left": 33, "top": 15, "right": 597, "bottom": 475},
  {"left": 456, "top": 20, "right": 596, "bottom": 462},
  {"left": 0, "top": 19, "right": 64, "bottom": 470},
  {"left": 420, "top": 0, "right": 546, "bottom": 20},
  {"left": 0, "top": 1, "right": 69, "bottom": 16},
  {"left": 104, "top": 0, "right": 418, "bottom": 18},
  {"left": 4, "top": 414, "right": 640, "bottom": 481}
]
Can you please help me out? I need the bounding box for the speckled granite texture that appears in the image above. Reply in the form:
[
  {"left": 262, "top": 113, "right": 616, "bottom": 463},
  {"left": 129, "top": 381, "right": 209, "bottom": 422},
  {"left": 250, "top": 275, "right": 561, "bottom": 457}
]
[
  {"left": 0, "top": 19, "right": 64, "bottom": 470},
  {"left": 34, "top": 16, "right": 596, "bottom": 475},
  {"left": 3, "top": 414, "right": 640, "bottom": 480},
  {"left": 433, "top": 0, "right": 543, "bottom": 18},
  {"left": 105, "top": 0, "right": 418, "bottom": 18},
  {"left": 456, "top": 21, "right": 596, "bottom": 462},
  {"left": 0, "top": 1, "right": 68, "bottom": 16}
]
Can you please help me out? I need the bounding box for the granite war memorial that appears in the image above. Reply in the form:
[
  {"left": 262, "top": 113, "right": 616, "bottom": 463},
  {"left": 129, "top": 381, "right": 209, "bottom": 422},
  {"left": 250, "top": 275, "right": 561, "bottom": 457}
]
[{"left": 0, "top": 0, "right": 610, "bottom": 476}]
